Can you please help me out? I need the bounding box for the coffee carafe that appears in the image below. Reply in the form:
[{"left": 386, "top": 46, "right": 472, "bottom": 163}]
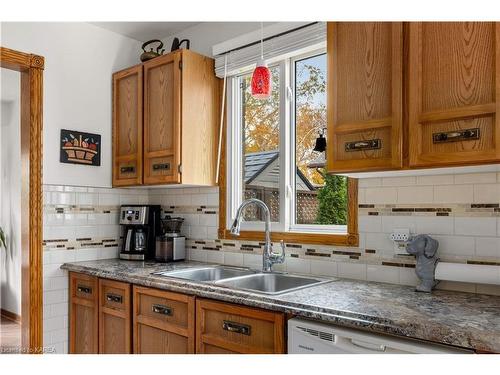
[{"left": 119, "top": 205, "right": 161, "bottom": 260}]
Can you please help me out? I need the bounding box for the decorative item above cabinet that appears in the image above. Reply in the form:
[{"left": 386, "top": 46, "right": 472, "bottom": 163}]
[
  {"left": 112, "top": 49, "right": 220, "bottom": 187},
  {"left": 327, "top": 22, "right": 500, "bottom": 174}
]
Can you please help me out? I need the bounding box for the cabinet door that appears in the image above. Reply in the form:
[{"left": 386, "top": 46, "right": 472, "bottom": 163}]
[
  {"left": 98, "top": 279, "right": 131, "bottom": 353},
  {"left": 408, "top": 22, "right": 500, "bottom": 167},
  {"left": 112, "top": 65, "right": 143, "bottom": 186},
  {"left": 327, "top": 22, "right": 403, "bottom": 173},
  {"left": 69, "top": 272, "right": 98, "bottom": 354},
  {"left": 143, "top": 53, "right": 182, "bottom": 185},
  {"left": 196, "top": 299, "right": 285, "bottom": 354},
  {"left": 133, "top": 286, "right": 195, "bottom": 353}
]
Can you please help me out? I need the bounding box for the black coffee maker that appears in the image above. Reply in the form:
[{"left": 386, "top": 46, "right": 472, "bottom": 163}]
[{"left": 119, "top": 205, "right": 161, "bottom": 260}]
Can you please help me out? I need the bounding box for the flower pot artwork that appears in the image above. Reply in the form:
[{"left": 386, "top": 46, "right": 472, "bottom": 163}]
[{"left": 60, "top": 129, "right": 101, "bottom": 166}]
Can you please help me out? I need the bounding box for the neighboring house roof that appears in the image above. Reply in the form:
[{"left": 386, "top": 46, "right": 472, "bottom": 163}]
[{"left": 244, "top": 150, "right": 315, "bottom": 191}]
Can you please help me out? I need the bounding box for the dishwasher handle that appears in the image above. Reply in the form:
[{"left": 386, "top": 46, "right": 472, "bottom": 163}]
[{"left": 349, "top": 339, "right": 387, "bottom": 353}]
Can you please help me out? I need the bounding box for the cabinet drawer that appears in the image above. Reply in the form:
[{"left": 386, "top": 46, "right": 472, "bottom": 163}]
[
  {"left": 196, "top": 299, "right": 285, "bottom": 354},
  {"left": 133, "top": 286, "right": 195, "bottom": 354},
  {"left": 99, "top": 278, "right": 130, "bottom": 312},
  {"left": 70, "top": 272, "right": 98, "bottom": 301}
]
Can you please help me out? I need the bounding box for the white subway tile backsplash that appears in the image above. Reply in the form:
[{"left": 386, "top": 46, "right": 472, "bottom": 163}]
[
  {"left": 364, "top": 187, "right": 397, "bottom": 204},
  {"left": 359, "top": 216, "right": 382, "bottom": 233},
  {"left": 455, "top": 217, "right": 497, "bottom": 237},
  {"left": 365, "top": 232, "right": 394, "bottom": 253},
  {"left": 434, "top": 235, "right": 475, "bottom": 257},
  {"left": 367, "top": 265, "right": 400, "bottom": 284},
  {"left": 454, "top": 173, "right": 497, "bottom": 184},
  {"left": 416, "top": 174, "right": 454, "bottom": 186},
  {"left": 191, "top": 194, "right": 208, "bottom": 206},
  {"left": 434, "top": 185, "right": 473, "bottom": 204},
  {"left": 98, "top": 193, "right": 120, "bottom": 206},
  {"left": 359, "top": 178, "right": 382, "bottom": 188},
  {"left": 51, "top": 192, "right": 76, "bottom": 206},
  {"left": 382, "top": 176, "right": 416, "bottom": 187},
  {"left": 473, "top": 184, "right": 500, "bottom": 203},
  {"left": 381, "top": 216, "right": 416, "bottom": 234},
  {"left": 286, "top": 257, "right": 311, "bottom": 274},
  {"left": 397, "top": 186, "right": 433, "bottom": 204},
  {"left": 243, "top": 253, "right": 261, "bottom": 268},
  {"left": 206, "top": 250, "right": 224, "bottom": 264},
  {"left": 338, "top": 262, "right": 367, "bottom": 280},
  {"left": 415, "top": 216, "right": 454, "bottom": 235},
  {"left": 223, "top": 252, "right": 244, "bottom": 267},
  {"left": 76, "top": 193, "right": 98, "bottom": 206},
  {"left": 87, "top": 213, "right": 109, "bottom": 225},
  {"left": 310, "top": 260, "right": 338, "bottom": 277},
  {"left": 399, "top": 268, "right": 419, "bottom": 287},
  {"left": 475, "top": 237, "right": 500, "bottom": 258}
]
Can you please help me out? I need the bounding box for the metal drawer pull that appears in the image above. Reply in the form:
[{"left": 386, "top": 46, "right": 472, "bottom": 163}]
[
  {"left": 152, "top": 304, "right": 172, "bottom": 316},
  {"left": 152, "top": 163, "right": 170, "bottom": 171},
  {"left": 433, "top": 128, "right": 480, "bottom": 143},
  {"left": 222, "top": 320, "right": 251, "bottom": 336},
  {"left": 345, "top": 139, "right": 381, "bottom": 152},
  {"left": 77, "top": 285, "right": 92, "bottom": 294},
  {"left": 106, "top": 293, "right": 123, "bottom": 304},
  {"left": 120, "top": 166, "right": 135, "bottom": 173}
]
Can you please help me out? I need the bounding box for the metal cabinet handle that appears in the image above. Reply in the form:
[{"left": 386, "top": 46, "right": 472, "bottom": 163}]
[
  {"left": 152, "top": 304, "right": 172, "bottom": 316},
  {"left": 433, "top": 128, "right": 480, "bottom": 143},
  {"left": 77, "top": 285, "right": 92, "bottom": 294},
  {"left": 152, "top": 163, "right": 170, "bottom": 171},
  {"left": 120, "top": 166, "right": 135, "bottom": 173},
  {"left": 222, "top": 320, "right": 251, "bottom": 336},
  {"left": 106, "top": 293, "right": 123, "bottom": 304},
  {"left": 345, "top": 139, "right": 381, "bottom": 152}
]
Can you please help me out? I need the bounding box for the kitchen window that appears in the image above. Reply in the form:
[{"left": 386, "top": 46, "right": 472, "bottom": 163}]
[{"left": 220, "top": 49, "right": 358, "bottom": 246}]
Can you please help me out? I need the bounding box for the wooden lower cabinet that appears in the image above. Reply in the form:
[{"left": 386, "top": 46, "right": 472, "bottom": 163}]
[
  {"left": 69, "top": 272, "right": 99, "bottom": 354},
  {"left": 196, "top": 298, "right": 286, "bottom": 354},
  {"left": 98, "top": 278, "right": 132, "bottom": 353},
  {"left": 133, "top": 285, "right": 195, "bottom": 353},
  {"left": 69, "top": 278, "right": 286, "bottom": 354}
]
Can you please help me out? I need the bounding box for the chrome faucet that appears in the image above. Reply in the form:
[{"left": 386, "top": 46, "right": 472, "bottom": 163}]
[{"left": 230, "top": 198, "right": 285, "bottom": 272}]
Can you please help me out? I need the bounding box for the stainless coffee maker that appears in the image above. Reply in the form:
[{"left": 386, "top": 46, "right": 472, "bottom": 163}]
[
  {"left": 119, "top": 205, "right": 161, "bottom": 260},
  {"left": 155, "top": 216, "right": 186, "bottom": 262}
]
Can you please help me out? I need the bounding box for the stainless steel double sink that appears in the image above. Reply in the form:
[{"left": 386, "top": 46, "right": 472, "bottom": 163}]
[{"left": 152, "top": 266, "right": 330, "bottom": 295}]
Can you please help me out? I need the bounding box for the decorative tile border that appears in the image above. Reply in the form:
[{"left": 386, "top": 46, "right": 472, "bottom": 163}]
[
  {"left": 186, "top": 239, "right": 500, "bottom": 268},
  {"left": 43, "top": 237, "right": 120, "bottom": 251},
  {"left": 359, "top": 203, "right": 500, "bottom": 217},
  {"left": 161, "top": 205, "right": 218, "bottom": 215}
]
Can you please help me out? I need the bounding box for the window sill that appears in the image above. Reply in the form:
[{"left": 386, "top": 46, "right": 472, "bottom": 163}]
[{"left": 218, "top": 228, "right": 359, "bottom": 247}]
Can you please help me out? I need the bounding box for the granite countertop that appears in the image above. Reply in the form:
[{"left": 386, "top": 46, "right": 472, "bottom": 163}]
[{"left": 61, "top": 259, "right": 500, "bottom": 353}]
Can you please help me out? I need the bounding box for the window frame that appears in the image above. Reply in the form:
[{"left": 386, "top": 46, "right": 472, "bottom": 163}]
[{"left": 219, "top": 49, "right": 358, "bottom": 247}]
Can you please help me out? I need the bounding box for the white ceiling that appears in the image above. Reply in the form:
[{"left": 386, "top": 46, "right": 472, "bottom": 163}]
[{"left": 89, "top": 22, "right": 201, "bottom": 42}]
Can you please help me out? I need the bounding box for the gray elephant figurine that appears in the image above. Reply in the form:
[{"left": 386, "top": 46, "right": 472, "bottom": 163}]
[{"left": 406, "top": 234, "right": 439, "bottom": 293}]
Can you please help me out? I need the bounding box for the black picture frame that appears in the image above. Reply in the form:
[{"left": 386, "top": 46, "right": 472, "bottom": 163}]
[{"left": 60, "top": 129, "right": 101, "bottom": 166}]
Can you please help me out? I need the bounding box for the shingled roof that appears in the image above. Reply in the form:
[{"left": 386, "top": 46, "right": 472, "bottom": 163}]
[{"left": 244, "top": 150, "right": 315, "bottom": 190}]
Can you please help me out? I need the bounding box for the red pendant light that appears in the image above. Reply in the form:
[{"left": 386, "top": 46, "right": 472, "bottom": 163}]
[{"left": 251, "top": 23, "right": 272, "bottom": 99}]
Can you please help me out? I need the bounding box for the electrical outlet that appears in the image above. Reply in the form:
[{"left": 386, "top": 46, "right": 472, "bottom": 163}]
[{"left": 390, "top": 228, "right": 411, "bottom": 255}]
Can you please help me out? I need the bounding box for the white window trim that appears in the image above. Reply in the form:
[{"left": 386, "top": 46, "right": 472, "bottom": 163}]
[{"left": 226, "top": 48, "right": 348, "bottom": 235}]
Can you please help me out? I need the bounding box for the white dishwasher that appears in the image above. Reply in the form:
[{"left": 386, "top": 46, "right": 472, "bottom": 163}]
[{"left": 288, "top": 318, "right": 471, "bottom": 354}]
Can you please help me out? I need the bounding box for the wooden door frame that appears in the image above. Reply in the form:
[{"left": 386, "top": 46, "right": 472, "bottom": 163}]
[{"left": 0, "top": 46, "right": 44, "bottom": 352}]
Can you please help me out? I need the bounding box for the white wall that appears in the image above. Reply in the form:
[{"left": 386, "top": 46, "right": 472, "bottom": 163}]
[
  {"left": 162, "top": 22, "right": 277, "bottom": 57},
  {"left": 0, "top": 68, "right": 22, "bottom": 316},
  {"left": 0, "top": 22, "right": 142, "bottom": 187}
]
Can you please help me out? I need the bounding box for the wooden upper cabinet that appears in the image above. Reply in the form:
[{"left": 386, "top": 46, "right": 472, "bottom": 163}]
[
  {"left": 143, "top": 53, "right": 182, "bottom": 184},
  {"left": 112, "top": 49, "right": 219, "bottom": 187},
  {"left": 408, "top": 22, "right": 500, "bottom": 167},
  {"left": 112, "top": 65, "right": 143, "bottom": 186},
  {"left": 327, "top": 22, "right": 403, "bottom": 173}
]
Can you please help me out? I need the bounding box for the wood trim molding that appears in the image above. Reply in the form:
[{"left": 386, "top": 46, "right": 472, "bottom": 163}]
[
  {"left": 1, "top": 46, "right": 44, "bottom": 353},
  {"left": 217, "top": 78, "right": 359, "bottom": 246}
]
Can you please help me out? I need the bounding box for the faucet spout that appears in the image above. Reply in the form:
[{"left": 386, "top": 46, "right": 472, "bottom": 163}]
[{"left": 230, "top": 198, "right": 285, "bottom": 272}]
